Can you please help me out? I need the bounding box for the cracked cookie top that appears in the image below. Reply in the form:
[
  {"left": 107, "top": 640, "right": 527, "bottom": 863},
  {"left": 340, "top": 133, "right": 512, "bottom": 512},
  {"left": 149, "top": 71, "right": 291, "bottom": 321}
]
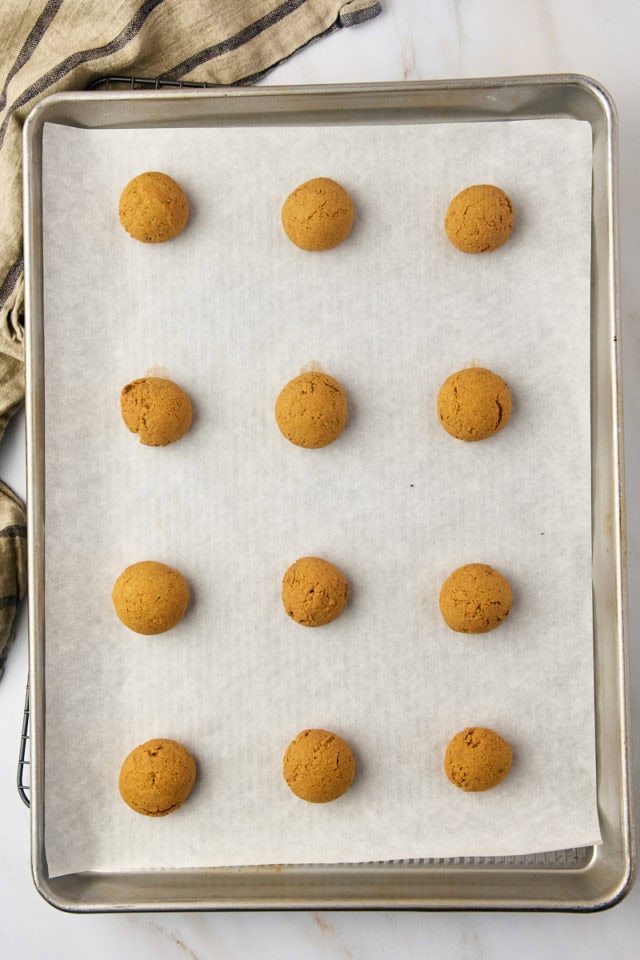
[
  {"left": 437, "top": 366, "right": 512, "bottom": 442},
  {"left": 120, "top": 376, "right": 193, "bottom": 447},
  {"left": 439, "top": 563, "right": 512, "bottom": 634},
  {"left": 445, "top": 184, "right": 514, "bottom": 253},
  {"left": 281, "top": 177, "right": 355, "bottom": 251}
]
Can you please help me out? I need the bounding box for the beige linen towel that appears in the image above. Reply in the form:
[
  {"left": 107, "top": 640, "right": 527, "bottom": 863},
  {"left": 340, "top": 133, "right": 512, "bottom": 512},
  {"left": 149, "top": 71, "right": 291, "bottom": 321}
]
[
  {"left": 0, "top": 480, "right": 26, "bottom": 678},
  {"left": 0, "top": 0, "right": 381, "bottom": 680}
]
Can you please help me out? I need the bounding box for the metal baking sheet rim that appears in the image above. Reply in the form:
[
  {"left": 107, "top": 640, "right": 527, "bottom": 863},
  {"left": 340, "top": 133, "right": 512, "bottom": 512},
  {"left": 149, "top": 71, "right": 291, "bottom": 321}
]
[{"left": 22, "top": 75, "right": 635, "bottom": 912}]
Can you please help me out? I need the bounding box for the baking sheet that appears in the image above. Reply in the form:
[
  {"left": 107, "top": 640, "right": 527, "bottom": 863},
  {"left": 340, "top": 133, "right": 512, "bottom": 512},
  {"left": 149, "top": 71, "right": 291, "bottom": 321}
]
[{"left": 41, "top": 117, "right": 598, "bottom": 877}]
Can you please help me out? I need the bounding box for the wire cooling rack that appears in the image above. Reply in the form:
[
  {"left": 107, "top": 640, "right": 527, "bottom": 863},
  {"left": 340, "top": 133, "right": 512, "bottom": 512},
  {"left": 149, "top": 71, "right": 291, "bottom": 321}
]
[
  {"left": 17, "top": 682, "right": 30, "bottom": 807},
  {"left": 88, "top": 75, "right": 225, "bottom": 90}
]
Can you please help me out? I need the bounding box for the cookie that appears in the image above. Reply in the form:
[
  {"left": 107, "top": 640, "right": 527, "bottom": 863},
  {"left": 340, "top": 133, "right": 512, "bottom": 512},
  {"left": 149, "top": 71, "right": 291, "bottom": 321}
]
[
  {"left": 120, "top": 377, "right": 193, "bottom": 446},
  {"left": 283, "top": 728, "right": 356, "bottom": 802},
  {"left": 281, "top": 177, "right": 355, "bottom": 251},
  {"left": 444, "top": 727, "right": 513, "bottom": 792},
  {"left": 275, "top": 372, "right": 348, "bottom": 448},
  {"left": 118, "top": 171, "right": 189, "bottom": 243},
  {"left": 282, "top": 556, "right": 349, "bottom": 627},
  {"left": 437, "top": 367, "right": 512, "bottom": 442},
  {"left": 439, "top": 563, "right": 512, "bottom": 634},
  {"left": 119, "top": 738, "right": 196, "bottom": 815},
  {"left": 112, "top": 560, "right": 190, "bottom": 635},
  {"left": 445, "top": 184, "right": 514, "bottom": 253}
]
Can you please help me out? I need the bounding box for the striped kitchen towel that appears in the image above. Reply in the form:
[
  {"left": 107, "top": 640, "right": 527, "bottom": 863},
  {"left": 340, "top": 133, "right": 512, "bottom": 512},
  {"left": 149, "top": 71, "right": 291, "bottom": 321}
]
[
  {"left": 0, "top": 0, "right": 382, "bottom": 441},
  {"left": 0, "top": 481, "right": 26, "bottom": 679}
]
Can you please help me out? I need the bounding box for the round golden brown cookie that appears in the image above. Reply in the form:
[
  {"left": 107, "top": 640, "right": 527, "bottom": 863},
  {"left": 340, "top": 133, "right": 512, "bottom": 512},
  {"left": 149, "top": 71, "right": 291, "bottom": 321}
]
[
  {"left": 283, "top": 728, "right": 356, "bottom": 802},
  {"left": 439, "top": 563, "right": 512, "bottom": 634},
  {"left": 282, "top": 556, "right": 349, "bottom": 627},
  {"left": 444, "top": 726, "right": 512, "bottom": 792},
  {"left": 281, "top": 177, "right": 355, "bottom": 251},
  {"left": 275, "top": 372, "right": 348, "bottom": 449},
  {"left": 119, "top": 738, "right": 196, "bottom": 815},
  {"left": 445, "top": 184, "right": 514, "bottom": 253},
  {"left": 112, "top": 560, "right": 190, "bottom": 635},
  {"left": 437, "top": 367, "right": 512, "bottom": 442},
  {"left": 119, "top": 171, "right": 189, "bottom": 243},
  {"left": 120, "top": 376, "right": 192, "bottom": 447}
]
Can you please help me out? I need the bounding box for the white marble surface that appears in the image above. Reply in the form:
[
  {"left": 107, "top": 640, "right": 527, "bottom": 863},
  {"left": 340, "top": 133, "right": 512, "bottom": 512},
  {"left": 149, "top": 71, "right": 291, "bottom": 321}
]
[{"left": 0, "top": 0, "right": 638, "bottom": 955}]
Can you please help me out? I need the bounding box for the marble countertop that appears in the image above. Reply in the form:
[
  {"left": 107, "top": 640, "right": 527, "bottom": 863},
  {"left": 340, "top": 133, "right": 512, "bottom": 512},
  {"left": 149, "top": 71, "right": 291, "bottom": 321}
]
[{"left": 1, "top": 1, "right": 638, "bottom": 956}]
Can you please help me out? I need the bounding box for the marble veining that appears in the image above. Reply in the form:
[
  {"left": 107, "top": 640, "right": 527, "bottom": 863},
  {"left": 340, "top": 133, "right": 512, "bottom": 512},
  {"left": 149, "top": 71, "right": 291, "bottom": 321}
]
[{"left": 0, "top": 1, "right": 638, "bottom": 957}]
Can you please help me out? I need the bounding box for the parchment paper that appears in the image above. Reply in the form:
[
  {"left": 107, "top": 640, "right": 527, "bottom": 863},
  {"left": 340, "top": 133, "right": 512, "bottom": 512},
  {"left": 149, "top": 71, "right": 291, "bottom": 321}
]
[{"left": 40, "top": 116, "right": 598, "bottom": 877}]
